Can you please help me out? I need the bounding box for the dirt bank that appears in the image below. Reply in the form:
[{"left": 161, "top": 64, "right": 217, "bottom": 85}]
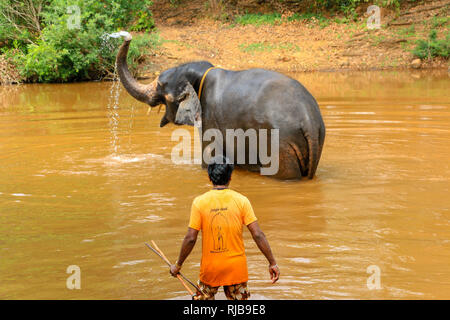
[{"left": 139, "top": 0, "right": 449, "bottom": 76}]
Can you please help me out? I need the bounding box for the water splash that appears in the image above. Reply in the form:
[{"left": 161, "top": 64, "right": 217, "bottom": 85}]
[
  {"left": 106, "top": 31, "right": 132, "bottom": 40},
  {"left": 102, "top": 30, "right": 133, "bottom": 156},
  {"left": 107, "top": 62, "right": 121, "bottom": 155},
  {"left": 101, "top": 31, "right": 132, "bottom": 51}
]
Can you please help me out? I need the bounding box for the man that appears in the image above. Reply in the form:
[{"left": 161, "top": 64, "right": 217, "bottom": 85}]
[{"left": 170, "top": 156, "right": 280, "bottom": 300}]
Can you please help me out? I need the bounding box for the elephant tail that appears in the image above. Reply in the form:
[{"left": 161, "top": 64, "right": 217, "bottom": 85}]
[{"left": 305, "top": 123, "right": 325, "bottom": 179}]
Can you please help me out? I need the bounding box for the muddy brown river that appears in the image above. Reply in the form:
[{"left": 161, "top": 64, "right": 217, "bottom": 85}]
[{"left": 1, "top": 70, "right": 449, "bottom": 299}]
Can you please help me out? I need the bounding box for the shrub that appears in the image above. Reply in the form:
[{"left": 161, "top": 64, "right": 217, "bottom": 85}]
[
  {"left": 413, "top": 30, "right": 450, "bottom": 60},
  {"left": 0, "top": 0, "right": 157, "bottom": 83},
  {"left": 0, "top": 0, "right": 44, "bottom": 48}
]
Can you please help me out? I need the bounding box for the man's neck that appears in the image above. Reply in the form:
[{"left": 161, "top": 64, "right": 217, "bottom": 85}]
[{"left": 212, "top": 185, "right": 228, "bottom": 190}]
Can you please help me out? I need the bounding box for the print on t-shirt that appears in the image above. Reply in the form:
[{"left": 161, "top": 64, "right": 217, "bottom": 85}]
[{"left": 210, "top": 207, "right": 229, "bottom": 253}]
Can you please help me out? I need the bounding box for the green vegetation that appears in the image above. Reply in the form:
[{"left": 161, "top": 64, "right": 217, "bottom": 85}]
[
  {"left": 239, "top": 41, "right": 300, "bottom": 53},
  {"left": 413, "top": 30, "right": 450, "bottom": 59},
  {"left": 312, "top": 0, "right": 404, "bottom": 15},
  {"left": 289, "top": 12, "right": 330, "bottom": 28},
  {"left": 429, "top": 16, "right": 450, "bottom": 29},
  {"left": 0, "top": 0, "right": 157, "bottom": 83},
  {"left": 233, "top": 0, "right": 419, "bottom": 27},
  {"left": 396, "top": 25, "right": 416, "bottom": 38},
  {"left": 234, "top": 13, "right": 283, "bottom": 26},
  {"left": 234, "top": 12, "right": 331, "bottom": 28}
]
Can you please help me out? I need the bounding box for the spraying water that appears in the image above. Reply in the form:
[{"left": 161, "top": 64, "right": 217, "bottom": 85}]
[
  {"left": 107, "top": 31, "right": 132, "bottom": 40},
  {"left": 102, "top": 31, "right": 132, "bottom": 156},
  {"left": 107, "top": 62, "right": 121, "bottom": 155}
]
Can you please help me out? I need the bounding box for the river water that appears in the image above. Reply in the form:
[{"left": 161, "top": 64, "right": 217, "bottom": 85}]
[{"left": 1, "top": 70, "right": 449, "bottom": 299}]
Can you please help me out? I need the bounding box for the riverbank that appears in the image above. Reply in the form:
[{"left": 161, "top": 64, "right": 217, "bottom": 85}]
[
  {"left": 0, "top": 0, "right": 448, "bottom": 84},
  {"left": 139, "top": 0, "right": 449, "bottom": 77}
]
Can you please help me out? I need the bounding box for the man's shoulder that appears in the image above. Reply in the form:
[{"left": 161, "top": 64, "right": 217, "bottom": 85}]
[
  {"left": 228, "top": 189, "right": 249, "bottom": 201},
  {"left": 192, "top": 190, "right": 213, "bottom": 206},
  {"left": 227, "top": 190, "right": 253, "bottom": 210}
]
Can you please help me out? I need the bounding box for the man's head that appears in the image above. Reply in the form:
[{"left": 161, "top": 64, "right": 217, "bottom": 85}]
[{"left": 207, "top": 156, "right": 234, "bottom": 186}]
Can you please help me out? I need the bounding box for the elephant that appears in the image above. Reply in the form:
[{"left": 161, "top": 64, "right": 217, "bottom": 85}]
[{"left": 116, "top": 34, "right": 325, "bottom": 180}]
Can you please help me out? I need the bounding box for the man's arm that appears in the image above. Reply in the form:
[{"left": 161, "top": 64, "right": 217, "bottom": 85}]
[
  {"left": 170, "top": 227, "right": 199, "bottom": 276},
  {"left": 247, "top": 221, "right": 280, "bottom": 283}
]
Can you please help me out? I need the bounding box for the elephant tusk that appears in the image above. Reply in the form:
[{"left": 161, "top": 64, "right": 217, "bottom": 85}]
[
  {"left": 157, "top": 105, "right": 162, "bottom": 114},
  {"left": 147, "top": 107, "right": 152, "bottom": 115}
]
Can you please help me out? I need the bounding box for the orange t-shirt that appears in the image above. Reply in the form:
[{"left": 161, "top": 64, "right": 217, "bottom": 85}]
[{"left": 189, "top": 189, "right": 257, "bottom": 287}]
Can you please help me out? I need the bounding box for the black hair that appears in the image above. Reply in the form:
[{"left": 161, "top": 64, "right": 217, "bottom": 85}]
[{"left": 207, "top": 156, "right": 234, "bottom": 186}]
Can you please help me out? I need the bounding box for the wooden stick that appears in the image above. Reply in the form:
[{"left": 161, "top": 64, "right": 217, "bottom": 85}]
[
  {"left": 145, "top": 242, "right": 202, "bottom": 296},
  {"left": 146, "top": 242, "right": 200, "bottom": 290},
  {"left": 151, "top": 240, "right": 171, "bottom": 265},
  {"left": 150, "top": 241, "right": 201, "bottom": 291},
  {"left": 146, "top": 242, "right": 193, "bottom": 295},
  {"left": 150, "top": 241, "right": 197, "bottom": 296}
]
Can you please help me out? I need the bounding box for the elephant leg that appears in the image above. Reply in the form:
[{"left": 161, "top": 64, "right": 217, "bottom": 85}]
[{"left": 268, "top": 141, "right": 304, "bottom": 180}]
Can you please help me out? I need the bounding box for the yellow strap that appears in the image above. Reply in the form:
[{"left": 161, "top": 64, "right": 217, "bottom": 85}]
[{"left": 198, "top": 67, "right": 217, "bottom": 100}]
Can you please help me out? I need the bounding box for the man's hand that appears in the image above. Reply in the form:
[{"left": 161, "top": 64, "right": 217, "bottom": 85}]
[
  {"left": 172, "top": 228, "right": 198, "bottom": 278},
  {"left": 248, "top": 222, "right": 279, "bottom": 284},
  {"left": 269, "top": 264, "right": 280, "bottom": 283},
  {"left": 170, "top": 264, "right": 181, "bottom": 277}
]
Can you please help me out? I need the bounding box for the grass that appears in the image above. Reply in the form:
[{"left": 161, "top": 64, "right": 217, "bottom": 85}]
[
  {"left": 370, "top": 34, "right": 387, "bottom": 46},
  {"left": 287, "top": 12, "right": 326, "bottom": 23},
  {"left": 234, "top": 12, "right": 328, "bottom": 28},
  {"left": 239, "top": 41, "right": 300, "bottom": 53},
  {"left": 234, "top": 13, "right": 282, "bottom": 26},
  {"left": 429, "top": 16, "right": 450, "bottom": 29},
  {"left": 396, "top": 25, "right": 416, "bottom": 37},
  {"left": 334, "top": 16, "right": 351, "bottom": 24}
]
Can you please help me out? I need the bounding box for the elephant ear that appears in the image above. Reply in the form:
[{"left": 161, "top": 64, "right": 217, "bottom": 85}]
[{"left": 174, "top": 82, "right": 202, "bottom": 127}]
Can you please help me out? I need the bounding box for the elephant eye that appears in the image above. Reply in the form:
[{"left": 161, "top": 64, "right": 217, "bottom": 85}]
[{"left": 178, "top": 93, "right": 189, "bottom": 102}]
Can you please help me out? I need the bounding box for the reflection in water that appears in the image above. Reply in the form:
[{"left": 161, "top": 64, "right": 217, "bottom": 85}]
[{"left": 0, "top": 70, "right": 449, "bottom": 299}]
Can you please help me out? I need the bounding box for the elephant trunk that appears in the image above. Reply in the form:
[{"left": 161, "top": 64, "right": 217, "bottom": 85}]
[{"left": 116, "top": 38, "right": 158, "bottom": 105}]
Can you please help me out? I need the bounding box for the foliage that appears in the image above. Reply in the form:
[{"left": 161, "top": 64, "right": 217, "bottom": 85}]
[
  {"left": 130, "top": 10, "right": 156, "bottom": 32},
  {"left": 235, "top": 13, "right": 282, "bottom": 26},
  {"left": 0, "top": 0, "right": 157, "bottom": 83},
  {"left": 412, "top": 30, "right": 450, "bottom": 60},
  {"left": 0, "top": 0, "right": 45, "bottom": 47}
]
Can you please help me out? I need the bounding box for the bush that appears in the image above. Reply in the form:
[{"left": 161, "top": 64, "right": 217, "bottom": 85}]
[
  {"left": 413, "top": 30, "right": 450, "bottom": 60},
  {"left": 0, "top": 0, "right": 157, "bottom": 83}
]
